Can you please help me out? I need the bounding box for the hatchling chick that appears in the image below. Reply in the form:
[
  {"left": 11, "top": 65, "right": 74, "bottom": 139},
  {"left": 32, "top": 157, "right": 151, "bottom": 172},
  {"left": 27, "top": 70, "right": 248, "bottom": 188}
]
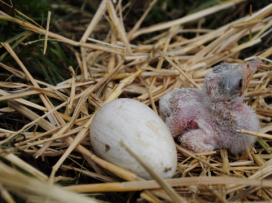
[{"left": 159, "top": 60, "right": 261, "bottom": 154}]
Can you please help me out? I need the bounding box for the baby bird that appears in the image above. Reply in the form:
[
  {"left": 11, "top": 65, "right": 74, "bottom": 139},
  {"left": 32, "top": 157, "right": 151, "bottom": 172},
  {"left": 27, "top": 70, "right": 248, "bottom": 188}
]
[{"left": 159, "top": 60, "right": 261, "bottom": 154}]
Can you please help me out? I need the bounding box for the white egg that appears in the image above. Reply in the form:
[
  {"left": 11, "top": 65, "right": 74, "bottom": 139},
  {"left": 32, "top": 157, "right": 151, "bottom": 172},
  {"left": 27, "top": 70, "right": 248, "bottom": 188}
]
[{"left": 90, "top": 98, "right": 177, "bottom": 180}]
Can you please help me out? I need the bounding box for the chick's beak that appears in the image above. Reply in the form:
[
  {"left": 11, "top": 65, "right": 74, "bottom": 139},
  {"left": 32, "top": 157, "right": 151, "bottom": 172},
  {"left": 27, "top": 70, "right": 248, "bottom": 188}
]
[{"left": 241, "top": 59, "right": 261, "bottom": 94}]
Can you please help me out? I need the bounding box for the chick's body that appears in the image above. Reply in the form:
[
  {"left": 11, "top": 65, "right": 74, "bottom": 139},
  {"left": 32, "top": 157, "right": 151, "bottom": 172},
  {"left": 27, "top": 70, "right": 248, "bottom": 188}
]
[{"left": 159, "top": 60, "right": 261, "bottom": 154}]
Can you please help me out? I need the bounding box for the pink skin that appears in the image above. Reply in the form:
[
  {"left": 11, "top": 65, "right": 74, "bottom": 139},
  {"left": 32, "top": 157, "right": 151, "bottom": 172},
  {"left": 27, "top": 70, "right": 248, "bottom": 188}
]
[{"left": 159, "top": 60, "right": 261, "bottom": 154}]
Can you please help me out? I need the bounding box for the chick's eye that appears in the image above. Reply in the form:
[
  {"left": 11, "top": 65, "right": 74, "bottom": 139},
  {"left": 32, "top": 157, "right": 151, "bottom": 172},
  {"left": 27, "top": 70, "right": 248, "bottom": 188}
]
[
  {"left": 237, "top": 79, "right": 243, "bottom": 90},
  {"left": 226, "top": 71, "right": 244, "bottom": 95}
]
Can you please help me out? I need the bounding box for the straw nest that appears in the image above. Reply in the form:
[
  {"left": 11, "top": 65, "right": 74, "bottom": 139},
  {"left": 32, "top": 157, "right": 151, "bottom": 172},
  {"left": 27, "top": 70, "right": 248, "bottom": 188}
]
[{"left": 0, "top": 0, "right": 272, "bottom": 202}]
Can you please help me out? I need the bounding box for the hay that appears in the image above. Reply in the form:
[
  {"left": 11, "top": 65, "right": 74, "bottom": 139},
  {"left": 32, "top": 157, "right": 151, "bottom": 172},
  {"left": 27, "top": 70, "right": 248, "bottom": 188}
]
[{"left": 0, "top": 0, "right": 272, "bottom": 202}]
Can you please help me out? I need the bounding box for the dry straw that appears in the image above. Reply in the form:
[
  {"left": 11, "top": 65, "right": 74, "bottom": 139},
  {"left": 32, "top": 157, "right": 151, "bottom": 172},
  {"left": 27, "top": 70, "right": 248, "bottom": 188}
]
[{"left": 0, "top": 0, "right": 272, "bottom": 202}]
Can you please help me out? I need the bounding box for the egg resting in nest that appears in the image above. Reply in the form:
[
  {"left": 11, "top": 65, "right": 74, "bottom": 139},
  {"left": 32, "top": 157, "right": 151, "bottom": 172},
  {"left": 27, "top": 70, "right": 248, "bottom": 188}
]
[{"left": 159, "top": 60, "right": 261, "bottom": 154}]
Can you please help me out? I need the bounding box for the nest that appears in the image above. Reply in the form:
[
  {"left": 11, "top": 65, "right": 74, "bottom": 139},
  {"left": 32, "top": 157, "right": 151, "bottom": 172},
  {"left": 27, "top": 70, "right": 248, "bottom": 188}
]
[{"left": 0, "top": 0, "right": 272, "bottom": 202}]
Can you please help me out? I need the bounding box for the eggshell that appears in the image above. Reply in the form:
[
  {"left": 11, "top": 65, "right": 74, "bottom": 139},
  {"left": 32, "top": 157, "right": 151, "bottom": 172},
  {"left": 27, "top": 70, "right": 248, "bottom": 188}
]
[{"left": 90, "top": 98, "right": 177, "bottom": 179}]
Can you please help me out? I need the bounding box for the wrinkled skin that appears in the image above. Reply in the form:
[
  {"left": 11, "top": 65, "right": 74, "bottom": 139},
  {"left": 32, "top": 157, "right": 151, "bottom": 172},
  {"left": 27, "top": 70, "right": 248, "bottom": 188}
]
[{"left": 159, "top": 60, "right": 261, "bottom": 154}]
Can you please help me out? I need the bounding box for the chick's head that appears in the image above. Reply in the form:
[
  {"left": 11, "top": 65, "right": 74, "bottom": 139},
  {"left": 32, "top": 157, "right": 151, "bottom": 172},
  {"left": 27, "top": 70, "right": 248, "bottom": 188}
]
[{"left": 203, "top": 59, "right": 261, "bottom": 103}]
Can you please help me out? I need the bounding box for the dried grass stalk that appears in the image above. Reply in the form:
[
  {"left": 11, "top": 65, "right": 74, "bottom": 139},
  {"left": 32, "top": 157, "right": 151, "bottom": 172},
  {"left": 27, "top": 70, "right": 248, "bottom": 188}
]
[{"left": 0, "top": 162, "right": 99, "bottom": 203}]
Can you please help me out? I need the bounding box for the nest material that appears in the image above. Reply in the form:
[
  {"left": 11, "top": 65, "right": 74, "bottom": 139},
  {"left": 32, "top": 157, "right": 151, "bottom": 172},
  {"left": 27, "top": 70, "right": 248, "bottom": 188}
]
[{"left": 0, "top": 0, "right": 272, "bottom": 202}]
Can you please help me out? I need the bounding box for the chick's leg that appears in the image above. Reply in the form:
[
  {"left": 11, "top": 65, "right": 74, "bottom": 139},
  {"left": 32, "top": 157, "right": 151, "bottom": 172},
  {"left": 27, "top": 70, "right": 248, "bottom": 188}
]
[
  {"left": 178, "top": 129, "right": 216, "bottom": 153},
  {"left": 165, "top": 115, "right": 190, "bottom": 138}
]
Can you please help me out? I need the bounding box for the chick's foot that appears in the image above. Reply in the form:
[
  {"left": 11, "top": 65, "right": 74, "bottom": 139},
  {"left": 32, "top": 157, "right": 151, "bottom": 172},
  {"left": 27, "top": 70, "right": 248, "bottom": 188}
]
[{"left": 178, "top": 129, "right": 216, "bottom": 153}]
